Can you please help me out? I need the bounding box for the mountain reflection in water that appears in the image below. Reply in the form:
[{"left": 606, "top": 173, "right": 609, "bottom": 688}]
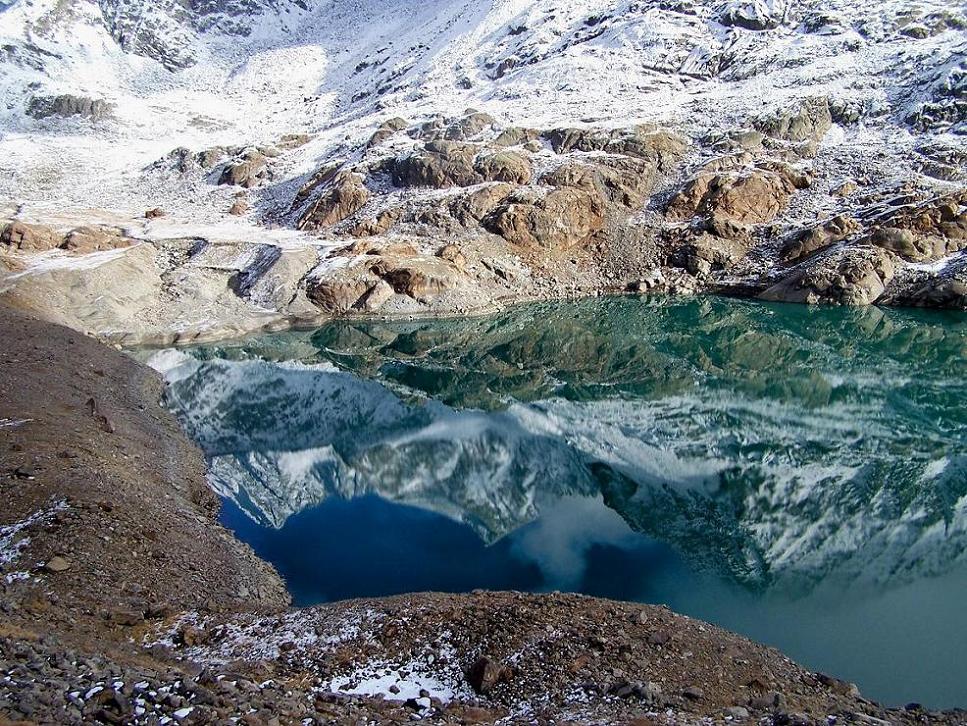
[{"left": 151, "top": 296, "right": 967, "bottom": 708}]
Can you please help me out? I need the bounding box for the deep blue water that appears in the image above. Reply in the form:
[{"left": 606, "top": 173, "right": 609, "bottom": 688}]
[{"left": 153, "top": 296, "right": 967, "bottom": 709}]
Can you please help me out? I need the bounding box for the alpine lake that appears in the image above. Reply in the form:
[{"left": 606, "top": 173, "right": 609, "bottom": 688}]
[{"left": 150, "top": 296, "right": 967, "bottom": 709}]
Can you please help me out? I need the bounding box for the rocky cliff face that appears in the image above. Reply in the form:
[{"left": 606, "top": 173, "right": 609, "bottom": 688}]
[{"left": 0, "top": 0, "right": 965, "bottom": 340}]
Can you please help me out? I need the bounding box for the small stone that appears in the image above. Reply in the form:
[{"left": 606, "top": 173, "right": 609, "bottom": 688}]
[
  {"left": 177, "top": 625, "right": 209, "bottom": 647},
  {"left": 750, "top": 691, "right": 785, "bottom": 711},
  {"left": 647, "top": 631, "right": 671, "bottom": 646},
  {"left": 467, "top": 656, "right": 511, "bottom": 695},
  {"left": 44, "top": 556, "right": 70, "bottom": 573},
  {"left": 725, "top": 706, "right": 750, "bottom": 720}
]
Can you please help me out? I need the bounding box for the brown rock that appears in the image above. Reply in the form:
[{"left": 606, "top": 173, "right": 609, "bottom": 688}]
[
  {"left": 781, "top": 215, "right": 860, "bottom": 263},
  {"left": 298, "top": 172, "right": 370, "bottom": 230},
  {"left": 761, "top": 246, "right": 896, "bottom": 306},
  {"left": 484, "top": 187, "right": 605, "bottom": 249},
  {"left": 0, "top": 221, "right": 63, "bottom": 252},
  {"left": 392, "top": 141, "right": 482, "bottom": 188},
  {"left": 474, "top": 151, "right": 533, "bottom": 184},
  {"left": 467, "top": 656, "right": 512, "bottom": 695}
]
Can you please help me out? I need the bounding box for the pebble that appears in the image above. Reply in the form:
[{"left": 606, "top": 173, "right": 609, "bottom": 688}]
[{"left": 44, "top": 556, "right": 71, "bottom": 573}]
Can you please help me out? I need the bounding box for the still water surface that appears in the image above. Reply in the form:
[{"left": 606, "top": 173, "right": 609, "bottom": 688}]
[{"left": 153, "top": 297, "right": 967, "bottom": 708}]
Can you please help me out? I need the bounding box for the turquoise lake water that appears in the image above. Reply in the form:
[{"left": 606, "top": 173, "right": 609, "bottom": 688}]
[{"left": 154, "top": 296, "right": 967, "bottom": 709}]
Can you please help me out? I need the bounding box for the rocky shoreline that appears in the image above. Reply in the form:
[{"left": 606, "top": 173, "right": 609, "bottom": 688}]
[
  {"left": 2, "top": 103, "right": 965, "bottom": 347},
  {"left": 0, "top": 304, "right": 964, "bottom": 725}
]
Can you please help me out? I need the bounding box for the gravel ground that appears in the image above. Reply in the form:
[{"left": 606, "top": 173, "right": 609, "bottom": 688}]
[{"left": 0, "top": 305, "right": 964, "bottom": 725}]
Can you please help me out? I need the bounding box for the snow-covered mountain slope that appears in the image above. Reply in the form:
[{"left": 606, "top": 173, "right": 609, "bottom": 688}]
[{"left": 0, "top": 0, "right": 963, "bottom": 217}]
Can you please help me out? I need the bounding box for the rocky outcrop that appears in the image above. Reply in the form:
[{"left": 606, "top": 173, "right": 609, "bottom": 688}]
[
  {"left": 298, "top": 172, "right": 370, "bottom": 230},
  {"left": 305, "top": 242, "right": 473, "bottom": 314},
  {"left": 668, "top": 164, "right": 809, "bottom": 226},
  {"left": 866, "top": 193, "right": 967, "bottom": 262},
  {"left": 1, "top": 222, "right": 134, "bottom": 254},
  {"left": 26, "top": 94, "right": 113, "bottom": 122},
  {"left": 484, "top": 187, "right": 605, "bottom": 249},
  {"left": 781, "top": 215, "right": 860, "bottom": 263},
  {"left": 761, "top": 246, "right": 896, "bottom": 305},
  {"left": 756, "top": 98, "right": 833, "bottom": 143},
  {"left": 219, "top": 148, "right": 271, "bottom": 188}
]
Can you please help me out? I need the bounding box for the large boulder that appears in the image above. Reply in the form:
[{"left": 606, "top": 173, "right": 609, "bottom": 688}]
[
  {"left": 474, "top": 151, "right": 533, "bottom": 184},
  {"left": 756, "top": 98, "right": 833, "bottom": 142},
  {"left": 542, "top": 155, "right": 657, "bottom": 208},
  {"left": 781, "top": 215, "right": 860, "bottom": 263},
  {"left": 667, "top": 165, "right": 807, "bottom": 226},
  {"left": 392, "top": 141, "right": 482, "bottom": 188},
  {"left": 1, "top": 221, "right": 63, "bottom": 252},
  {"left": 866, "top": 192, "right": 967, "bottom": 261},
  {"left": 484, "top": 187, "right": 605, "bottom": 249},
  {"left": 760, "top": 246, "right": 896, "bottom": 306},
  {"left": 298, "top": 172, "right": 370, "bottom": 230}
]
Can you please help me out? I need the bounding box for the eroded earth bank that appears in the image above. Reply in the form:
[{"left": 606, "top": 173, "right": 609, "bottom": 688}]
[{"left": 1, "top": 306, "right": 964, "bottom": 725}]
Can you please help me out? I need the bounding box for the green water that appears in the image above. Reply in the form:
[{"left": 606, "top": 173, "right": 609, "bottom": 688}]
[{"left": 153, "top": 296, "right": 967, "bottom": 708}]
